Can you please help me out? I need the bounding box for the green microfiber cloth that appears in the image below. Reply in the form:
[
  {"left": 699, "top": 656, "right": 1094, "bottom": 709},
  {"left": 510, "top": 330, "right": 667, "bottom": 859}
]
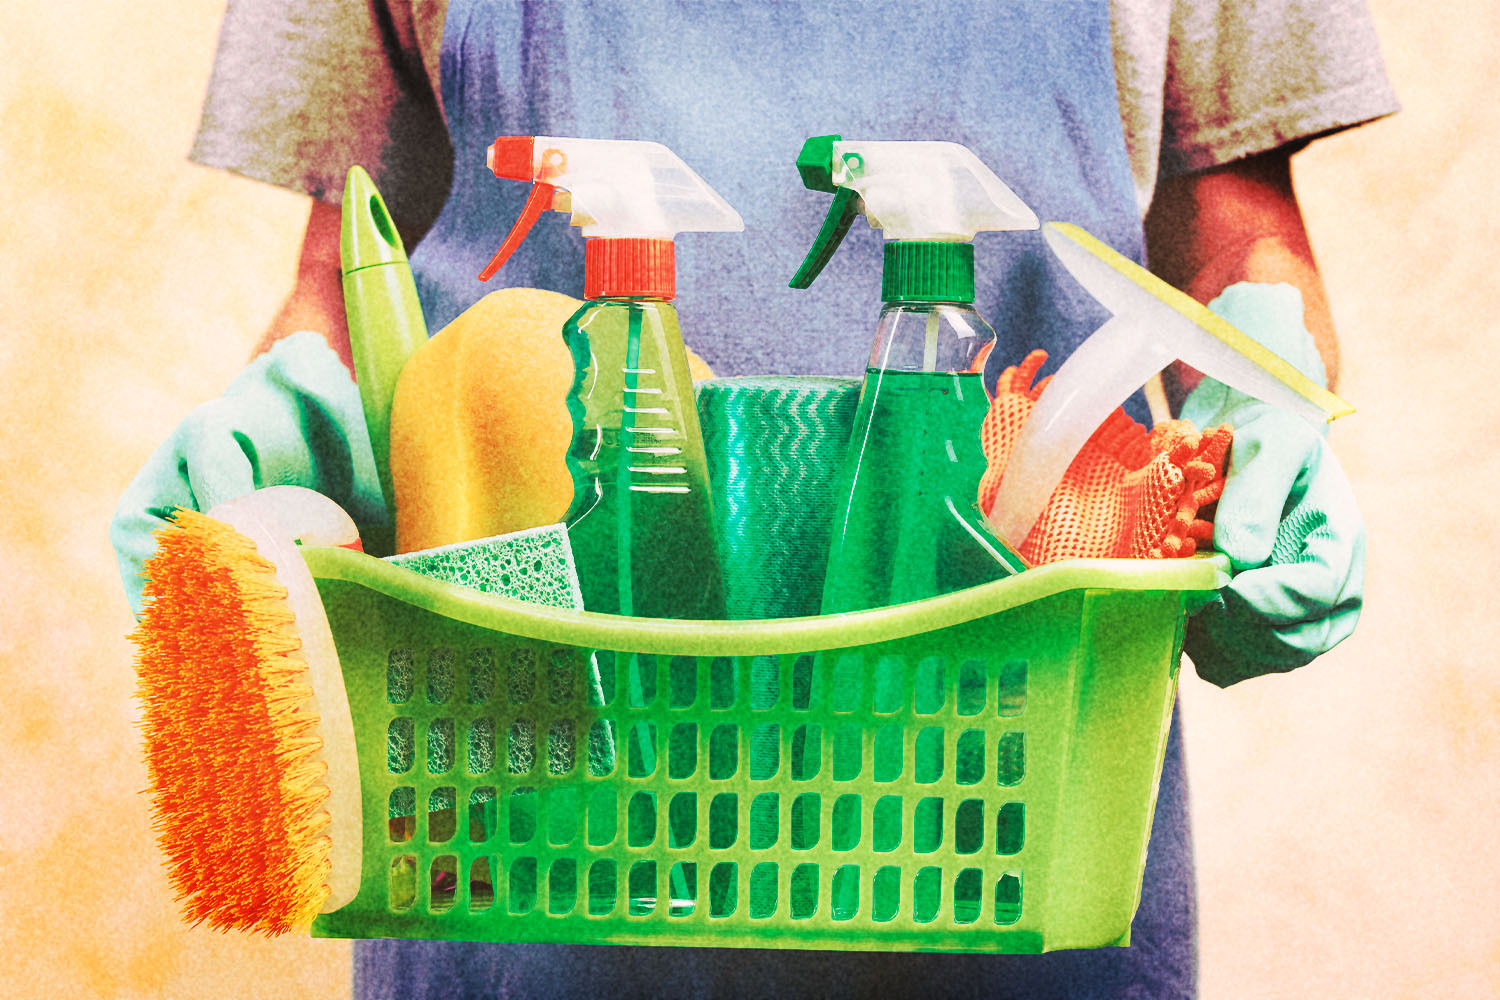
[{"left": 696, "top": 376, "right": 860, "bottom": 620}]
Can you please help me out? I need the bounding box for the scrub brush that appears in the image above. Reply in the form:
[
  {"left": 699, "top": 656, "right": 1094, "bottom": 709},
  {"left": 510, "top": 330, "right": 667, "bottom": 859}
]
[{"left": 130, "top": 486, "right": 363, "bottom": 935}]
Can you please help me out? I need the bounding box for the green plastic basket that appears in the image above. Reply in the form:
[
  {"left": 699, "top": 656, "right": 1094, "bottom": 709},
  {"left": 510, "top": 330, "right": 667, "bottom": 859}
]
[{"left": 305, "top": 546, "right": 1227, "bottom": 953}]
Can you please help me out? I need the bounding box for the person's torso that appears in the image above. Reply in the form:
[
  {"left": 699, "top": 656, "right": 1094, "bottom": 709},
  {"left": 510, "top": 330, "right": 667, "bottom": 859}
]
[{"left": 362, "top": 7, "right": 1195, "bottom": 999}]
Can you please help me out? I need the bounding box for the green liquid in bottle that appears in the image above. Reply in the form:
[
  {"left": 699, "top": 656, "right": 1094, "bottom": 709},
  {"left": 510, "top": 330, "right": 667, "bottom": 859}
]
[
  {"left": 820, "top": 367, "right": 1009, "bottom": 613},
  {"left": 562, "top": 299, "right": 725, "bottom": 620}
]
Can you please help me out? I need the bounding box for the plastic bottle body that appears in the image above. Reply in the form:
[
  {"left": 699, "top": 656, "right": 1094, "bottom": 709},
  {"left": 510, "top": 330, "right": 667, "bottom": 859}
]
[
  {"left": 561, "top": 298, "right": 725, "bottom": 620},
  {"left": 820, "top": 302, "right": 1015, "bottom": 614}
]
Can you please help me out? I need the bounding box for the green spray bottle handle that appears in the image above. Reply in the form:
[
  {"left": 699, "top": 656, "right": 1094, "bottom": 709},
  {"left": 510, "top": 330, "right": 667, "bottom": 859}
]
[
  {"left": 790, "top": 134, "right": 863, "bottom": 289},
  {"left": 789, "top": 133, "right": 1037, "bottom": 289}
]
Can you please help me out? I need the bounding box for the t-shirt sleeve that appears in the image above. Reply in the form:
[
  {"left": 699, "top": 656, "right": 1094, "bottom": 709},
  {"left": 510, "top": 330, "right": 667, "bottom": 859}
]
[
  {"left": 190, "top": 0, "right": 452, "bottom": 236},
  {"left": 1158, "top": 0, "right": 1399, "bottom": 178}
]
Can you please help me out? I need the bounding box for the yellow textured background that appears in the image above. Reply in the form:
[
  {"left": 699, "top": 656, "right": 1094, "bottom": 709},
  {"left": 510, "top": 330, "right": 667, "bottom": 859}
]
[{"left": 1, "top": 2, "right": 1494, "bottom": 997}]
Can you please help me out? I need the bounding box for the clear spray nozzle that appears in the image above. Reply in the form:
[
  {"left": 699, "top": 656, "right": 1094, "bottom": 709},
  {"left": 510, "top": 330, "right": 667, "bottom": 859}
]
[
  {"left": 480, "top": 136, "right": 743, "bottom": 281},
  {"left": 790, "top": 135, "right": 1038, "bottom": 289},
  {"left": 986, "top": 222, "right": 1355, "bottom": 550}
]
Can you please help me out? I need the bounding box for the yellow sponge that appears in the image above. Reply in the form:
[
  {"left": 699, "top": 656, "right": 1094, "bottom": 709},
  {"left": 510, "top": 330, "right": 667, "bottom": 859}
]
[{"left": 389, "top": 288, "right": 714, "bottom": 552}]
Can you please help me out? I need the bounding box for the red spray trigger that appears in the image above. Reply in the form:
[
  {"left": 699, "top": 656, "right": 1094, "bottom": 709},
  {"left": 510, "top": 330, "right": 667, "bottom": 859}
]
[
  {"left": 479, "top": 180, "right": 554, "bottom": 281},
  {"left": 479, "top": 138, "right": 571, "bottom": 281}
]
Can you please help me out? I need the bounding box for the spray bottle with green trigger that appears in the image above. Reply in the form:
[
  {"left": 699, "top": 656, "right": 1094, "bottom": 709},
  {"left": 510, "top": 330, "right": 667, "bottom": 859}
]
[
  {"left": 791, "top": 136, "right": 1038, "bottom": 613},
  {"left": 480, "top": 136, "right": 742, "bottom": 620}
]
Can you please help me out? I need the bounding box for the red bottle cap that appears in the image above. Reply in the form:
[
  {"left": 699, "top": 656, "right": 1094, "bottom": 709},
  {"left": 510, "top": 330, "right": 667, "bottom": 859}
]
[{"left": 584, "top": 238, "right": 676, "bottom": 300}]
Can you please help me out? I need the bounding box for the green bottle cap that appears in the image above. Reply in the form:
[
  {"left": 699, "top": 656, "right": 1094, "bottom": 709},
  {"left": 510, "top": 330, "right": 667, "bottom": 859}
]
[{"left": 882, "top": 242, "right": 975, "bottom": 303}]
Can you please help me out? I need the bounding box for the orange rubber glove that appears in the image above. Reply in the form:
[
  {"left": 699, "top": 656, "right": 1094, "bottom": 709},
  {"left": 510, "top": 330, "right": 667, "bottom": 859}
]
[{"left": 977, "top": 350, "right": 1233, "bottom": 565}]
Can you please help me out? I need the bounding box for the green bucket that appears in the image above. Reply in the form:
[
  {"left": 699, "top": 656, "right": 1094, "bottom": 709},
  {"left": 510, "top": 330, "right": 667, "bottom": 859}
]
[{"left": 307, "top": 377, "right": 1228, "bottom": 953}]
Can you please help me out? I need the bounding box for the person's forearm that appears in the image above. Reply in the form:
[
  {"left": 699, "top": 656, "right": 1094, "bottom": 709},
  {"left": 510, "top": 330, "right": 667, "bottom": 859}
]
[
  {"left": 1145, "top": 149, "right": 1339, "bottom": 394},
  {"left": 255, "top": 199, "right": 352, "bottom": 372}
]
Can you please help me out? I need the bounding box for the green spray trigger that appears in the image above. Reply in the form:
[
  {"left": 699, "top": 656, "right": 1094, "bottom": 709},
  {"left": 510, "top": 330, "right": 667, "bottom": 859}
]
[
  {"left": 790, "top": 134, "right": 866, "bottom": 289},
  {"left": 790, "top": 135, "right": 1036, "bottom": 292},
  {"left": 790, "top": 188, "right": 859, "bottom": 288}
]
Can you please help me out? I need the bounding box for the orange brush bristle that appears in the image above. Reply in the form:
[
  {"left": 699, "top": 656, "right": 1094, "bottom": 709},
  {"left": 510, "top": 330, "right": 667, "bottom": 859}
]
[{"left": 130, "top": 508, "right": 333, "bottom": 935}]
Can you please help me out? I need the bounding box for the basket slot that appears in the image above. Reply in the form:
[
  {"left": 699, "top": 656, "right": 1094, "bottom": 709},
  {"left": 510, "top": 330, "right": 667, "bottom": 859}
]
[
  {"left": 469, "top": 857, "right": 495, "bottom": 911},
  {"left": 708, "top": 862, "right": 737, "bottom": 917},
  {"left": 467, "top": 648, "right": 497, "bottom": 704},
  {"left": 427, "top": 648, "right": 457, "bottom": 704},
  {"left": 749, "top": 655, "right": 778, "bottom": 710},
  {"left": 468, "top": 717, "right": 496, "bottom": 775},
  {"left": 953, "top": 868, "right": 983, "bottom": 924},
  {"left": 708, "top": 793, "right": 738, "bottom": 849},
  {"left": 388, "top": 788, "right": 415, "bottom": 843},
  {"left": 468, "top": 788, "right": 497, "bottom": 843},
  {"left": 427, "top": 718, "right": 455, "bottom": 774},
  {"left": 748, "top": 793, "right": 778, "bottom": 850},
  {"left": 708, "top": 656, "right": 736, "bottom": 709},
  {"left": 509, "top": 857, "right": 537, "bottom": 914},
  {"left": 668, "top": 723, "right": 697, "bottom": 779},
  {"left": 791, "top": 654, "right": 817, "bottom": 710},
  {"left": 628, "top": 860, "right": 657, "bottom": 915},
  {"left": 428, "top": 787, "right": 457, "bottom": 843},
  {"left": 388, "top": 648, "right": 414, "bottom": 704},
  {"left": 589, "top": 859, "right": 618, "bottom": 916},
  {"left": 996, "top": 659, "right": 1027, "bottom": 716},
  {"left": 508, "top": 787, "right": 537, "bottom": 844},
  {"left": 956, "top": 729, "right": 984, "bottom": 785},
  {"left": 995, "top": 872, "right": 1023, "bottom": 925},
  {"left": 389, "top": 856, "right": 417, "bottom": 912},
  {"left": 669, "top": 656, "right": 697, "bottom": 708},
  {"left": 548, "top": 719, "right": 578, "bottom": 776},
  {"left": 548, "top": 858, "right": 579, "bottom": 915},
  {"left": 508, "top": 648, "right": 537, "bottom": 706},
  {"left": 708, "top": 723, "right": 738, "bottom": 780},
  {"left": 748, "top": 723, "right": 779, "bottom": 780},
  {"left": 996, "top": 802, "right": 1025, "bottom": 855},
  {"left": 626, "top": 722, "right": 658, "bottom": 778},
  {"left": 387, "top": 718, "right": 415, "bottom": 774},
  {"left": 430, "top": 854, "right": 458, "bottom": 911},
  {"left": 507, "top": 719, "right": 536, "bottom": 775}
]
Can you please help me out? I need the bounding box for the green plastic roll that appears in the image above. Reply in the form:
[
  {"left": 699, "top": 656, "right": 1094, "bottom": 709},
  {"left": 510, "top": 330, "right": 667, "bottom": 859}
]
[{"left": 696, "top": 376, "right": 861, "bottom": 620}]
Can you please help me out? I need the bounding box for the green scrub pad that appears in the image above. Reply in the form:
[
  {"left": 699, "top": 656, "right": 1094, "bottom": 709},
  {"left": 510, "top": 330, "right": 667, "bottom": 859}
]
[
  {"left": 380, "top": 522, "right": 585, "bottom": 785},
  {"left": 383, "top": 522, "right": 583, "bottom": 609}
]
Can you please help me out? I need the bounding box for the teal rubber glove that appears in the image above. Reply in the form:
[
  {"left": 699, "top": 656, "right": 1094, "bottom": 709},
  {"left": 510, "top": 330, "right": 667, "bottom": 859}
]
[
  {"left": 1179, "top": 283, "right": 1365, "bottom": 687},
  {"left": 109, "top": 331, "right": 386, "bottom": 615}
]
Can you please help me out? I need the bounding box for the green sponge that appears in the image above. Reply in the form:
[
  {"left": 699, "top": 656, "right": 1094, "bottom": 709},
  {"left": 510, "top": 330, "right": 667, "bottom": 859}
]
[
  {"left": 379, "top": 522, "right": 588, "bottom": 806},
  {"left": 383, "top": 522, "right": 582, "bottom": 609}
]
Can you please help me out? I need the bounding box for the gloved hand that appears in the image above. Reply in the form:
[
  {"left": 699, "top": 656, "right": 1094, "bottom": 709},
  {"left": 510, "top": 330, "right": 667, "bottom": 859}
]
[
  {"left": 110, "top": 331, "right": 386, "bottom": 615},
  {"left": 1179, "top": 283, "right": 1365, "bottom": 687}
]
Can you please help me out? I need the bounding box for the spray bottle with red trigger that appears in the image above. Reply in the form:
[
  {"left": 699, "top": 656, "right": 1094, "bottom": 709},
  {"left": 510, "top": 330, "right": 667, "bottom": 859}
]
[{"left": 480, "top": 136, "right": 743, "bottom": 620}]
